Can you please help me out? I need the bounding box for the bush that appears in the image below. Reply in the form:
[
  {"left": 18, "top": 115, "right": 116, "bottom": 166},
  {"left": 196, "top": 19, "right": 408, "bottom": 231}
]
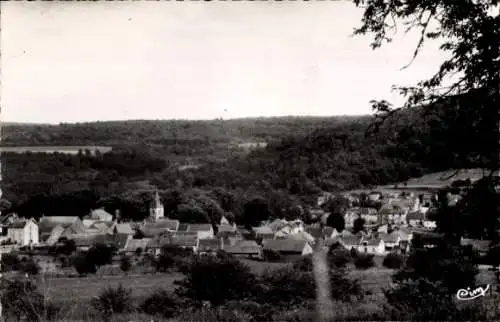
[
  {"left": 354, "top": 254, "right": 375, "bottom": 269},
  {"left": 263, "top": 249, "right": 281, "bottom": 261},
  {"left": 20, "top": 258, "right": 40, "bottom": 275},
  {"left": 328, "top": 247, "right": 352, "bottom": 268},
  {"left": 72, "top": 253, "right": 97, "bottom": 276},
  {"left": 383, "top": 253, "right": 404, "bottom": 269},
  {"left": 91, "top": 284, "right": 134, "bottom": 320},
  {"left": 0, "top": 278, "right": 60, "bottom": 321},
  {"left": 174, "top": 254, "right": 257, "bottom": 306},
  {"left": 139, "top": 289, "right": 180, "bottom": 318},
  {"left": 1, "top": 253, "right": 20, "bottom": 271},
  {"left": 87, "top": 243, "right": 114, "bottom": 268},
  {"left": 119, "top": 255, "right": 132, "bottom": 273}
]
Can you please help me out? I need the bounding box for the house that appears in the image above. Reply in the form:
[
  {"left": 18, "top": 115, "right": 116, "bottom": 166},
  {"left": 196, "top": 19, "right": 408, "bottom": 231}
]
[
  {"left": 87, "top": 221, "right": 115, "bottom": 235},
  {"left": 236, "top": 226, "right": 254, "bottom": 240},
  {"left": 252, "top": 226, "right": 275, "bottom": 242},
  {"left": 147, "top": 235, "right": 172, "bottom": 256},
  {"left": 343, "top": 210, "right": 359, "bottom": 228},
  {"left": 379, "top": 205, "right": 407, "bottom": 226},
  {"left": 7, "top": 218, "right": 39, "bottom": 246},
  {"left": 113, "top": 223, "right": 135, "bottom": 235},
  {"left": 178, "top": 223, "right": 189, "bottom": 232},
  {"left": 377, "top": 224, "right": 389, "bottom": 234},
  {"left": 460, "top": 238, "right": 491, "bottom": 257},
  {"left": 358, "top": 208, "right": 379, "bottom": 225},
  {"left": 423, "top": 219, "right": 437, "bottom": 229},
  {"left": 89, "top": 208, "right": 113, "bottom": 222},
  {"left": 124, "top": 238, "right": 152, "bottom": 254},
  {"left": 186, "top": 223, "right": 214, "bottom": 239},
  {"left": 286, "top": 231, "right": 316, "bottom": 245},
  {"left": 140, "top": 219, "right": 180, "bottom": 237},
  {"left": 197, "top": 238, "right": 223, "bottom": 255},
  {"left": 225, "top": 240, "right": 262, "bottom": 259},
  {"left": 407, "top": 212, "right": 425, "bottom": 227},
  {"left": 338, "top": 235, "right": 362, "bottom": 252},
  {"left": 262, "top": 239, "right": 313, "bottom": 261},
  {"left": 360, "top": 237, "right": 386, "bottom": 255},
  {"left": 379, "top": 232, "right": 400, "bottom": 252},
  {"left": 169, "top": 232, "right": 199, "bottom": 253},
  {"left": 217, "top": 223, "right": 237, "bottom": 234},
  {"left": 367, "top": 192, "right": 382, "bottom": 202},
  {"left": 39, "top": 216, "right": 86, "bottom": 242},
  {"left": 275, "top": 220, "right": 305, "bottom": 237},
  {"left": 220, "top": 215, "right": 231, "bottom": 225}
]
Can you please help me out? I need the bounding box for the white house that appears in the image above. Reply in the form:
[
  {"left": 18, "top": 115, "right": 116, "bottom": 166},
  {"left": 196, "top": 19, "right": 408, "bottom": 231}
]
[
  {"left": 360, "top": 237, "right": 386, "bottom": 255},
  {"left": 407, "top": 212, "right": 425, "bottom": 227},
  {"left": 423, "top": 219, "right": 437, "bottom": 229},
  {"left": 89, "top": 208, "right": 113, "bottom": 222},
  {"left": 7, "top": 218, "right": 39, "bottom": 246}
]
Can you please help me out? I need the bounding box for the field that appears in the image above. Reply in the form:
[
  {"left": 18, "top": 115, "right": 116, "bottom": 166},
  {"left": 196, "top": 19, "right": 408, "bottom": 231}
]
[{"left": 0, "top": 145, "right": 113, "bottom": 155}]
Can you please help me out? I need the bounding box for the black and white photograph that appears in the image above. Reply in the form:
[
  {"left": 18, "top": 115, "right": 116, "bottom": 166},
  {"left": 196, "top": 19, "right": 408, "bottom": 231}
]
[{"left": 0, "top": 1, "right": 499, "bottom": 321}]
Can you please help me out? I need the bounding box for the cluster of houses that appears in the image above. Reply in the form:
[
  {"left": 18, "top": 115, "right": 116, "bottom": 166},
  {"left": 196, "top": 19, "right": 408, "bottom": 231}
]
[
  {"left": 0, "top": 189, "right": 473, "bottom": 262},
  {"left": 316, "top": 190, "right": 444, "bottom": 230}
]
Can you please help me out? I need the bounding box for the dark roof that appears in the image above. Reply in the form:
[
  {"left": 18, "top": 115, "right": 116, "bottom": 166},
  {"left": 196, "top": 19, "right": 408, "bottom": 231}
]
[
  {"left": 262, "top": 239, "right": 309, "bottom": 253},
  {"left": 187, "top": 224, "right": 213, "bottom": 232},
  {"left": 125, "top": 238, "right": 152, "bottom": 252},
  {"left": 362, "top": 238, "right": 383, "bottom": 246},
  {"left": 178, "top": 223, "right": 189, "bottom": 232},
  {"left": 198, "top": 238, "right": 222, "bottom": 252},
  {"left": 305, "top": 226, "right": 323, "bottom": 239},
  {"left": 407, "top": 212, "right": 425, "bottom": 221},
  {"left": 8, "top": 220, "right": 28, "bottom": 229},
  {"left": 339, "top": 236, "right": 362, "bottom": 246},
  {"left": 170, "top": 233, "right": 198, "bottom": 247},
  {"left": 225, "top": 240, "right": 261, "bottom": 255},
  {"left": 216, "top": 230, "right": 242, "bottom": 239}
]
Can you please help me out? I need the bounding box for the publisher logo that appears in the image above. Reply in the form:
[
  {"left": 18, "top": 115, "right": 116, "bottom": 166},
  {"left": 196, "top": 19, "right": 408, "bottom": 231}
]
[{"left": 456, "top": 285, "right": 490, "bottom": 301}]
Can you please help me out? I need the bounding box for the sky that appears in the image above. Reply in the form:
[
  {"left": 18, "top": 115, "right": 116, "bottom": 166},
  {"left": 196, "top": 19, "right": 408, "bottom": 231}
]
[{"left": 1, "top": 1, "right": 447, "bottom": 124}]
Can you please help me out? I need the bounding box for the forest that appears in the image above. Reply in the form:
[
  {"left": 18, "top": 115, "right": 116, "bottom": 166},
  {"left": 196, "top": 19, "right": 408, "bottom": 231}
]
[{"left": 1, "top": 90, "right": 496, "bottom": 226}]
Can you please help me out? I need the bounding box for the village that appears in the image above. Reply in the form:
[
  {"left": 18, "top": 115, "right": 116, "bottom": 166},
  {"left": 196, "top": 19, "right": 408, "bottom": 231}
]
[{"left": 0, "top": 186, "right": 481, "bottom": 274}]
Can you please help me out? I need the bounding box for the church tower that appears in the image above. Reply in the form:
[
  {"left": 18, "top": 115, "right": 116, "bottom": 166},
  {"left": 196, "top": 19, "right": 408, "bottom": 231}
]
[{"left": 149, "top": 191, "right": 164, "bottom": 221}]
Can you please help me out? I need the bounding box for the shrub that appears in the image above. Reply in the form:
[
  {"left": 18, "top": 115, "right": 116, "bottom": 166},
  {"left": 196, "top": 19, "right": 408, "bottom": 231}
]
[
  {"left": 292, "top": 255, "right": 313, "bottom": 272},
  {"left": 1, "top": 253, "right": 20, "bottom": 271},
  {"left": 263, "top": 249, "right": 281, "bottom": 261},
  {"left": 87, "top": 243, "right": 114, "bottom": 268},
  {"left": 91, "top": 284, "right": 134, "bottom": 320},
  {"left": 174, "top": 254, "right": 257, "bottom": 306},
  {"left": 328, "top": 247, "right": 352, "bottom": 268},
  {"left": 140, "top": 289, "right": 180, "bottom": 318},
  {"left": 72, "top": 253, "right": 97, "bottom": 276},
  {"left": 20, "top": 258, "right": 40, "bottom": 275},
  {"left": 354, "top": 254, "right": 375, "bottom": 269},
  {"left": 119, "top": 255, "right": 132, "bottom": 273},
  {"left": 383, "top": 253, "right": 404, "bottom": 269},
  {"left": 0, "top": 278, "right": 60, "bottom": 321},
  {"left": 259, "top": 266, "right": 317, "bottom": 305}
]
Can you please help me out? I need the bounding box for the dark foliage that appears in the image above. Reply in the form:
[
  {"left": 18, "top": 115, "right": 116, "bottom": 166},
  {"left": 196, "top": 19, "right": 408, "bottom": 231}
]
[
  {"left": 119, "top": 255, "right": 132, "bottom": 273},
  {"left": 326, "top": 213, "right": 345, "bottom": 232},
  {"left": 0, "top": 278, "right": 60, "bottom": 322},
  {"left": 86, "top": 243, "right": 115, "bottom": 268},
  {"left": 139, "top": 289, "right": 181, "bottom": 319},
  {"left": 382, "top": 253, "right": 404, "bottom": 269},
  {"left": 353, "top": 217, "right": 366, "bottom": 234},
  {"left": 91, "top": 284, "right": 134, "bottom": 320},
  {"left": 174, "top": 254, "right": 257, "bottom": 306},
  {"left": 354, "top": 254, "right": 375, "bottom": 269}
]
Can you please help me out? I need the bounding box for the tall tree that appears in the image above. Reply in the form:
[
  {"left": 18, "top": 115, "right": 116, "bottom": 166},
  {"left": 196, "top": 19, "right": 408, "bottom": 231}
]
[{"left": 354, "top": 0, "right": 499, "bottom": 172}]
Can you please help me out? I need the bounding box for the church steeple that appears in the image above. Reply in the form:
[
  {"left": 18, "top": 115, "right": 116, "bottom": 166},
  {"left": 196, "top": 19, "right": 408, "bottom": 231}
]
[{"left": 149, "top": 190, "right": 164, "bottom": 221}]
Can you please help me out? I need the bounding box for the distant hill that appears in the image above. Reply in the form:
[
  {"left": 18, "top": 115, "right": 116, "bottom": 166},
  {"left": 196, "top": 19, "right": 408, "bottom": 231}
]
[{"left": 380, "top": 168, "right": 498, "bottom": 190}]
